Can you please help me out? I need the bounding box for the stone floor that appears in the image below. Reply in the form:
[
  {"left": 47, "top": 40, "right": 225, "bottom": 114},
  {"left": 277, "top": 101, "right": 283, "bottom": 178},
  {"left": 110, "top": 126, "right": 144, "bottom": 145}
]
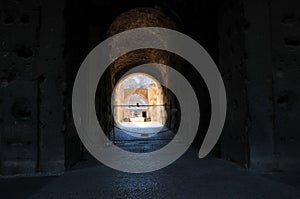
[
  {"left": 117, "top": 122, "right": 166, "bottom": 138},
  {"left": 112, "top": 125, "right": 174, "bottom": 153},
  {"left": 0, "top": 128, "right": 300, "bottom": 199},
  {"left": 0, "top": 148, "right": 299, "bottom": 199}
]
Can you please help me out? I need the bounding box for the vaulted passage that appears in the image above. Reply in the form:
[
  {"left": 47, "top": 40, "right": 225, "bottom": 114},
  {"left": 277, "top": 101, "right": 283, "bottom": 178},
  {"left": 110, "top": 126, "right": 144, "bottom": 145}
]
[
  {"left": 93, "top": 8, "right": 183, "bottom": 154},
  {"left": 113, "top": 73, "right": 166, "bottom": 127},
  {"left": 1, "top": 0, "right": 300, "bottom": 198},
  {"left": 109, "top": 73, "right": 177, "bottom": 153}
]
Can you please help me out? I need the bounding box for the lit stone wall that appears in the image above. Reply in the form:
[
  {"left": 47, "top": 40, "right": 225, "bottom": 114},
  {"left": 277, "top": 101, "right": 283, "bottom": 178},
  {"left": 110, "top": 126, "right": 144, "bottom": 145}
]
[{"left": 113, "top": 79, "right": 166, "bottom": 124}]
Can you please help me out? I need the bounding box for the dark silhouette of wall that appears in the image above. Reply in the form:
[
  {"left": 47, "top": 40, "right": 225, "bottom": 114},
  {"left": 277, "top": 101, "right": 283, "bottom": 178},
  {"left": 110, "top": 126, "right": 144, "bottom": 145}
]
[{"left": 0, "top": 0, "right": 299, "bottom": 176}]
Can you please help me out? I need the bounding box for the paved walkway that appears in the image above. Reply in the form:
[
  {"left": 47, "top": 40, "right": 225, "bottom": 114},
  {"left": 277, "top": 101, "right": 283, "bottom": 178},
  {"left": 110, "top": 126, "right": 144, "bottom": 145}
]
[
  {"left": 1, "top": 148, "right": 299, "bottom": 199},
  {"left": 1, "top": 127, "right": 300, "bottom": 199},
  {"left": 117, "top": 122, "right": 166, "bottom": 138},
  {"left": 112, "top": 123, "right": 174, "bottom": 153}
]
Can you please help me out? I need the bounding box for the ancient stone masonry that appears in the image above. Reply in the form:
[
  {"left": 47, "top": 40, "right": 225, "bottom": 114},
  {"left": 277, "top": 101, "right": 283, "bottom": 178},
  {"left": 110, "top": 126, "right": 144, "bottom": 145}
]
[
  {"left": 0, "top": 0, "right": 65, "bottom": 175},
  {"left": 1, "top": 0, "right": 299, "bottom": 176},
  {"left": 219, "top": 0, "right": 300, "bottom": 173},
  {"left": 218, "top": 0, "right": 250, "bottom": 167},
  {"left": 269, "top": 0, "right": 300, "bottom": 172},
  {"left": 0, "top": 0, "right": 40, "bottom": 175},
  {"left": 35, "top": 0, "right": 65, "bottom": 174}
]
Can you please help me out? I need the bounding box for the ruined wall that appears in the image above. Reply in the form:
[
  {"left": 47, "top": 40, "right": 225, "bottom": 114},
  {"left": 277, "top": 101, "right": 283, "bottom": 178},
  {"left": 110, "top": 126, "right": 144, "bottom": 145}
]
[
  {"left": 96, "top": 7, "right": 179, "bottom": 138},
  {"left": 219, "top": 0, "right": 250, "bottom": 167},
  {"left": 244, "top": 0, "right": 300, "bottom": 172},
  {"left": 113, "top": 82, "right": 166, "bottom": 124},
  {"left": 0, "top": 0, "right": 65, "bottom": 175},
  {"left": 0, "top": 0, "right": 39, "bottom": 174},
  {"left": 243, "top": 0, "right": 274, "bottom": 171},
  {"left": 2, "top": 0, "right": 298, "bottom": 176},
  {"left": 269, "top": 0, "right": 300, "bottom": 172},
  {"left": 219, "top": 0, "right": 300, "bottom": 172},
  {"left": 106, "top": 8, "right": 177, "bottom": 87}
]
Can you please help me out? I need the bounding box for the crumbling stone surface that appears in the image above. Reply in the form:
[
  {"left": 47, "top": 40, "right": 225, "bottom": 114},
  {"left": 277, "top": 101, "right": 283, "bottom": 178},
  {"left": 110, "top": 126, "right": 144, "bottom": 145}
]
[
  {"left": 218, "top": 0, "right": 250, "bottom": 167},
  {"left": 242, "top": 0, "right": 300, "bottom": 172},
  {"left": 0, "top": 0, "right": 39, "bottom": 175},
  {"left": 0, "top": 0, "right": 65, "bottom": 175},
  {"left": 270, "top": 0, "right": 300, "bottom": 172},
  {"left": 107, "top": 7, "right": 177, "bottom": 36},
  {"left": 36, "top": 0, "right": 65, "bottom": 174},
  {"left": 219, "top": 0, "right": 300, "bottom": 173},
  {"left": 11, "top": 97, "right": 31, "bottom": 121},
  {"left": 243, "top": 0, "right": 275, "bottom": 171},
  {"left": 107, "top": 8, "right": 178, "bottom": 87},
  {"left": 1, "top": 0, "right": 299, "bottom": 176}
]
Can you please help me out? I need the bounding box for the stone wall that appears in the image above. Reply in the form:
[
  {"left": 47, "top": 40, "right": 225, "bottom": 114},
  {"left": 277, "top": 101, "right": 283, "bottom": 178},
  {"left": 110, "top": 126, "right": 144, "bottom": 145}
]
[
  {"left": 269, "top": 0, "right": 300, "bottom": 172},
  {"left": 219, "top": 0, "right": 300, "bottom": 172},
  {"left": 218, "top": 0, "right": 250, "bottom": 167},
  {"left": 1, "top": 0, "right": 299, "bottom": 176},
  {"left": 0, "top": 0, "right": 65, "bottom": 175}
]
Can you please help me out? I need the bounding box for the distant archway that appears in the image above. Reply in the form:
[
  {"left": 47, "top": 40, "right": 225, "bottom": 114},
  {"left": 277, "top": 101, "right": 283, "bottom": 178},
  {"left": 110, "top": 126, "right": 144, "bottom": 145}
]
[{"left": 112, "top": 73, "right": 166, "bottom": 128}]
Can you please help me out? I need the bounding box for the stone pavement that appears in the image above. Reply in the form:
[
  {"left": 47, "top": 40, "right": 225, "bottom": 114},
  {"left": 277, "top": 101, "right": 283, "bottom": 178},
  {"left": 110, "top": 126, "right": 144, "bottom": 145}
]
[{"left": 1, "top": 148, "right": 299, "bottom": 199}]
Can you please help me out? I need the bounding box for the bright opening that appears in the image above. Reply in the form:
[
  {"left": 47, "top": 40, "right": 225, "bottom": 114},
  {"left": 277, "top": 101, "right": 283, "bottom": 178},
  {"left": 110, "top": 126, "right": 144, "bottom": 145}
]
[{"left": 112, "top": 73, "right": 167, "bottom": 137}]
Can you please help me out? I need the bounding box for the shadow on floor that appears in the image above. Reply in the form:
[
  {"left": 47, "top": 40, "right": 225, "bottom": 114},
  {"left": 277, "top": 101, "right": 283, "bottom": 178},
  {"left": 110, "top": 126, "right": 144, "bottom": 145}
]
[{"left": 1, "top": 148, "right": 299, "bottom": 199}]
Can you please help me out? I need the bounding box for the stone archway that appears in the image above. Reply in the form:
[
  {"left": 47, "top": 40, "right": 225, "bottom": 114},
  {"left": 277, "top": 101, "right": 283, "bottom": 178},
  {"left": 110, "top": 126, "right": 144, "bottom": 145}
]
[{"left": 112, "top": 73, "right": 166, "bottom": 125}]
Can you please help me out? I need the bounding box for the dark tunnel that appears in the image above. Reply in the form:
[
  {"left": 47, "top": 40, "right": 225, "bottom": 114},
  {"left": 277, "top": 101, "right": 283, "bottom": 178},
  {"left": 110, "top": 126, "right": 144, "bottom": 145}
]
[{"left": 0, "top": 0, "right": 300, "bottom": 198}]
